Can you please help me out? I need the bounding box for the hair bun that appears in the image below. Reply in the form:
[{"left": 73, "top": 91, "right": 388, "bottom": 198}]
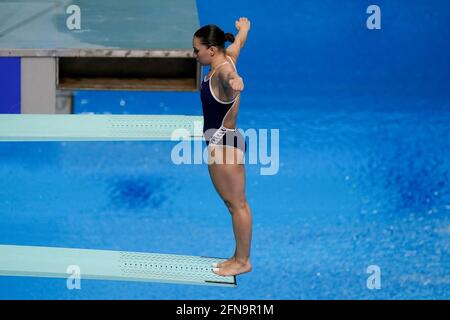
[{"left": 224, "top": 32, "right": 235, "bottom": 43}]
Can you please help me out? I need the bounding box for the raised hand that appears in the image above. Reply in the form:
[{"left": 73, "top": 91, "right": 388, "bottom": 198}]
[{"left": 235, "top": 17, "right": 251, "bottom": 31}]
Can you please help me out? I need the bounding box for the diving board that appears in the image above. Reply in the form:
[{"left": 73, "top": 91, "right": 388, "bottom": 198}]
[
  {"left": 0, "top": 245, "right": 237, "bottom": 287},
  {"left": 0, "top": 114, "right": 204, "bottom": 141}
]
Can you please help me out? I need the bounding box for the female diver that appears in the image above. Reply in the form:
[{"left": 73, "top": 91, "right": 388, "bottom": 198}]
[{"left": 192, "top": 17, "right": 252, "bottom": 276}]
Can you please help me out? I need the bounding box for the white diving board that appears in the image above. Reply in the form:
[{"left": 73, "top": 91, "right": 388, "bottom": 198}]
[
  {"left": 0, "top": 114, "right": 204, "bottom": 141},
  {"left": 0, "top": 245, "right": 237, "bottom": 287}
]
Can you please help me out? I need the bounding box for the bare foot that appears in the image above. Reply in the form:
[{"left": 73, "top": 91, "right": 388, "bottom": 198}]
[
  {"left": 212, "top": 256, "right": 236, "bottom": 268},
  {"left": 212, "top": 259, "right": 252, "bottom": 277}
]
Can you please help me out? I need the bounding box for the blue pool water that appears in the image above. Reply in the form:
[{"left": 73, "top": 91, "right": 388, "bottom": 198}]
[{"left": 1, "top": 0, "right": 449, "bottom": 299}]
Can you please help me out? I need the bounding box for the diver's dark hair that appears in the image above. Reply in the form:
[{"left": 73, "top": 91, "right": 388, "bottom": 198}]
[{"left": 194, "top": 24, "right": 235, "bottom": 51}]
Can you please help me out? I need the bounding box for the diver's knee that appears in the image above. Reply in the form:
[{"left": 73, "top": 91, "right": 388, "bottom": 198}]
[
  {"left": 223, "top": 199, "right": 233, "bottom": 213},
  {"left": 225, "top": 198, "right": 248, "bottom": 214}
]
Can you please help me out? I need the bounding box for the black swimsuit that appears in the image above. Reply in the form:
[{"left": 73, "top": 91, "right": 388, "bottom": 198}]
[{"left": 200, "top": 56, "right": 246, "bottom": 153}]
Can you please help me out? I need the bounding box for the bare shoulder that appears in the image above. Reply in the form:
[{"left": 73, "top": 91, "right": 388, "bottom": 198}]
[{"left": 225, "top": 51, "right": 238, "bottom": 65}]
